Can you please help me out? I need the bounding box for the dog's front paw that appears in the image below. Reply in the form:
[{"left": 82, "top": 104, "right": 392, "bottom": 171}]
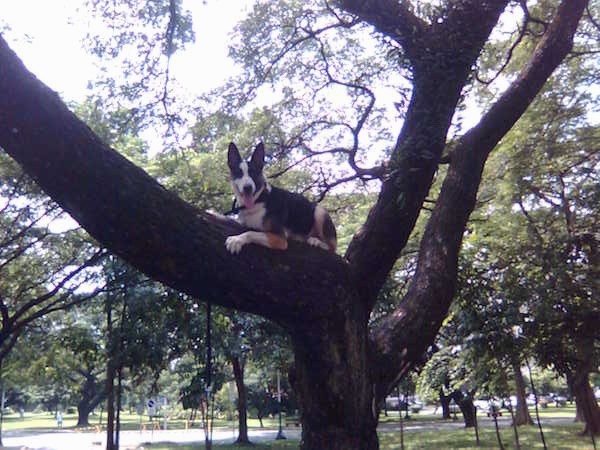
[
  {"left": 226, "top": 235, "right": 246, "bottom": 254},
  {"left": 307, "top": 237, "right": 329, "bottom": 250}
]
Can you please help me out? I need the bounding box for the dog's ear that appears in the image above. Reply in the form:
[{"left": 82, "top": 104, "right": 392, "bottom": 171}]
[
  {"left": 250, "top": 142, "right": 265, "bottom": 169},
  {"left": 228, "top": 142, "right": 242, "bottom": 170}
]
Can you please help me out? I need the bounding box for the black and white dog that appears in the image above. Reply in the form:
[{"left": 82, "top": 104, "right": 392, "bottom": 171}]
[{"left": 225, "top": 142, "right": 337, "bottom": 254}]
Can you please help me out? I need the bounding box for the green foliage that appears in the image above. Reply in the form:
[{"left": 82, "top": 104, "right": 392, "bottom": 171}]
[
  {"left": 479, "top": 59, "right": 600, "bottom": 378},
  {"left": 420, "top": 12, "right": 600, "bottom": 398},
  {"left": 74, "top": 100, "right": 149, "bottom": 165}
]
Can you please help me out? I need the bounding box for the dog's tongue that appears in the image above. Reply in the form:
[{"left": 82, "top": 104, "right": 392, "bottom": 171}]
[{"left": 242, "top": 195, "right": 254, "bottom": 209}]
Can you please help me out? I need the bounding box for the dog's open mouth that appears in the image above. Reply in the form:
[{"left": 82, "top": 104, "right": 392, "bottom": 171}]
[{"left": 241, "top": 193, "right": 255, "bottom": 209}]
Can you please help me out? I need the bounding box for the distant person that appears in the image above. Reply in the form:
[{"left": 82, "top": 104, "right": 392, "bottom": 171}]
[{"left": 56, "top": 411, "right": 63, "bottom": 428}]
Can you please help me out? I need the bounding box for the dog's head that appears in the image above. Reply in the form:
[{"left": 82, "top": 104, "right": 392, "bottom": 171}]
[{"left": 227, "top": 142, "right": 268, "bottom": 209}]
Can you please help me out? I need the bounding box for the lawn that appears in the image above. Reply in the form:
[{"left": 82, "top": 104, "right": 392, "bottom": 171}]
[
  {"left": 137, "top": 423, "right": 596, "bottom": 450},
  {"left": 2, "top": 406, "right": 596, "bottom": 450},
  {"left": 379, "top": 422, "right": 595, "bottom": 449},
  {"left": 138, "top": 422, "right": 596, "bottom": 450}
]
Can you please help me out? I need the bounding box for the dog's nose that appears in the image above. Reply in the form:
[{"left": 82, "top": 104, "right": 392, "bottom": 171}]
[{"left": 243, "top": 184, "right": 254, "bottom": 196}]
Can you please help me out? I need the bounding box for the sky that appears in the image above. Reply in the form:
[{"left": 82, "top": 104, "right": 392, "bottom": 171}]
[
  {"left": 1, "top": 0, "right": 254, "bottom": 102},
  {"left": 1, "top": 0, "right": 254, "bottom": 232}
]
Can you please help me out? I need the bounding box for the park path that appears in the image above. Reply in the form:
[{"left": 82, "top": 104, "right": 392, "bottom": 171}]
[{"left": 1, "top": 426, "right": 302, "bottom": 450}]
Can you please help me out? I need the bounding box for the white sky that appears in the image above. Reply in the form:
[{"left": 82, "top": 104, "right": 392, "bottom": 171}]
[
  {"left": 1, "top": 0, "right": 253, "bottom": 102},
  {"left": 1, "top": 0, "right": 254, "bottom": 232}
]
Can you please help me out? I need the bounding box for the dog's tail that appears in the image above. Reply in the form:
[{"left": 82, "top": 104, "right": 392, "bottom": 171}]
[{"left": 314, "top": 205, "right": 337, "bottom": 252}]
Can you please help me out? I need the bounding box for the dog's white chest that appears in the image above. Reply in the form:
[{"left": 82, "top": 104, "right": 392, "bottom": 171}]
[{"left": 239, "top": 204, "right": 267, "bottom": 230}]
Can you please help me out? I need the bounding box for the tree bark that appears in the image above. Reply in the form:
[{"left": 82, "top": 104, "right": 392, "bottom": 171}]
[
  {"left": 0, "top": 1, "right": 588, "bottom": 448},
  {"left": 291, "top": 306, "right": 379, "bottom": 450},
  {"left": 76, "top": 372, "right": 105, "bottom": 427},
  {"left": 105, "top": 296, "right": 116, "bottom": 449},
  {"left": 569, "top": 368, "right": 600, "bottom": 435},
  {"left": 512, "top": 359, "right": 534, "bottom": 426},
  {"left": 231, "top": 355, "right": 250, "bottom": 444},
  {"left": 450, "top": 391, "right": 477, "bottom": 428},
  {"left": 439, "top": 388, "right": 451, "bottom": 420}
]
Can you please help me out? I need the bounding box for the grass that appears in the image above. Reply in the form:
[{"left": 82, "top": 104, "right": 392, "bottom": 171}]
[
  {"left": 140, "top": 442, "right": 297, "bottom": 450},
  {"left": 3, "top": 406, "right": 596, "bottom": 450},
  {"left": 138, "top": 423, "right": 596, "bottom": 450},
  {"left": 379, "top": 423, "right": 595, "bottom": 449}
]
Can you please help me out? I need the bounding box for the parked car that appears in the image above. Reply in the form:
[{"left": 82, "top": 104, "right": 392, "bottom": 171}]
[
  {"left": 551, "top": 394, "right": 567, "bottom": 407},
  {"left": 448, "top": 400, "right": 460, "bottom": 413},
  {"left": 473, "top": 399, "right": 489, "bottom": 411},
  {"left": 538, "top": 395, "right": 552, "bottom": 408},
  {"left": 385, "top": 395, "right": 423, "bottom": 413},
  {"left": 486, "top": 399, "right": 502, "bottom": 417}
]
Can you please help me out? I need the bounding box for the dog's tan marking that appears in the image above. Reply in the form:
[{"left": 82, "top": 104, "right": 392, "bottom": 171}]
[
  {"left": 225, "top": 231, "right": 288, "bottom": 254},
  {"left": 266, "top": 232, "right": 288, "bottom": 250}
]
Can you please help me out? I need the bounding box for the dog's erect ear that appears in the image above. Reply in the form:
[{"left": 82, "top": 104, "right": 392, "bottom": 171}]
[
  {"left": 228, "top": 143, "right": 242, "bottom": 170},
  {"left": 250, "top": 142, "right": 265, "bottom": 169}
]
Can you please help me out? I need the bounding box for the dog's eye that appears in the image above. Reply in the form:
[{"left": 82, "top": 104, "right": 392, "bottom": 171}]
[
  {"left": 248, "top": 166, "right": 262, "bottom": 179},
  {"left": 231, "top": 166, "right": 243, "bottom": 178}
]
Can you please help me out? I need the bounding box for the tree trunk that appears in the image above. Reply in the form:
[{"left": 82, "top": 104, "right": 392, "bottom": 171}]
[
  {"left": 291, "top": 313, "right": 379, "bottom": 450},
  {"left": 569, "top": 368, "right": 600, "bottom": 435},
  {"left": 439, "top": 388, "right": 451, "bottom": 420},
  {"left": 512, "top": 359, "right": 533, "bottom": 426},
  {"left": 105, "top": 295, "right": 116, "bottom": 450},
  {"left": 568, "top": 376, "right": 585, "bottom": 423},
  {"left": 77, "top": 373, "right": 105, "bottom": 427},
  {"left": 576, "top": 399, "right": 586, "bottom": 423},
  {"left": 76, "top": 406, "right": 90, "bottom": 427},
  {"left": 0, "top": 362, "right": 5, "bottom": 446},
  {"left": 231, "top": 355, "right": 250, "bottom": 444},
  {"left": 450, "top": 391, "right": 477, "bottom": 428}
]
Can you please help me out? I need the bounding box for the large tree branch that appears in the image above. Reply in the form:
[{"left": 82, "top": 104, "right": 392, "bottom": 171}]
[
  {"left": 334, "top": 0, "right": 427, "bottom": 59},
  {"left": 370, "top": 0, "right": 589, "bottom": 399},
  {"left": 0, "top": 36, "right": 352, "bottom": 331},
  {"left": 344, "top": 1, "right": 508, "bottom": 305}
]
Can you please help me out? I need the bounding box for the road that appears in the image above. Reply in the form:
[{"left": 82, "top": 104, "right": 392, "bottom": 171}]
[{"left": 2, "top": 426, "right": 302, "bottom": 450}]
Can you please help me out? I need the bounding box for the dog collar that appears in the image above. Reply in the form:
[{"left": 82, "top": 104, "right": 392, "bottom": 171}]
[{"left": 224, "top": 183, "right": 269, "bottom": 216}]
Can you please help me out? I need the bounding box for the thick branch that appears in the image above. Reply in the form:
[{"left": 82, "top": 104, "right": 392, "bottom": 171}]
[
  {"left": 370, "top": 0, "right": 589, "bottom": 399},
  {"left": 345, "top": 1, "right": 508, "bottom": 305},
  {"left": 0, "top": 36, "right": 352, "bottom": 330},
  {"left": 335, "top": 0, "right": 427, "bottom": 59}
]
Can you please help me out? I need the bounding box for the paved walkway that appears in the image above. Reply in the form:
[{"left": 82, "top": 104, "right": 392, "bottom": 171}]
[{"left": 1, "top": 426, "right": 302, "bottom": 450}]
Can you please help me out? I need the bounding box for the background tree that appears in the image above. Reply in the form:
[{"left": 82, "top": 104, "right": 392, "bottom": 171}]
[
  {"left": 0, "top": 155, "right": 105, "bottom": 363},
  {"left": 0, "top": 155, "right": 105, "bottom": 443},
  {"left": 495, "top": 74, "right": 600, "bottom": 435},
  {"left": 452, "top": 35, "right": 600, "bottom": 433},
  {"left": 0, "top": 1, "right": 594, "bottom": 448}
]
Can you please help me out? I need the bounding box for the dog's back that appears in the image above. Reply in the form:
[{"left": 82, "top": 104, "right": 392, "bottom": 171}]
[{"left": 265, "top": 186, "right": 337, "bottom": 252}]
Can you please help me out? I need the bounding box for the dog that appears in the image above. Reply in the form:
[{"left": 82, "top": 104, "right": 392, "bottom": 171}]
[{"left": 225, "top": 142, "right": 337, "bottom": 254}]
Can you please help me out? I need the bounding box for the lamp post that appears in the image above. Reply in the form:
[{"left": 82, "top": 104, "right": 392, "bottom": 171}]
[{"left": 275, "top": 370, "right": 286, "bottom": 440}]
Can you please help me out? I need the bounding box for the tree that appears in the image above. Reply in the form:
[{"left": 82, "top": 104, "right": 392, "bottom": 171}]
[
  {"left": 462, "top": 37, "right": 600, "bottom": 434},
  {"left": 56, "top": 321, "right": 108, "bottom": 427},
  {"left": 501, "top": 82, "right": 600, "bottom": 434},
  {"left": 0, "top": 1, "right": 592, "bottom": 448},
  {"left": 0, "top": 155, "right": 105, "bottom": 443},
  {"left": 0, "top": 155, "right": 105, "bottom": 364}
]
